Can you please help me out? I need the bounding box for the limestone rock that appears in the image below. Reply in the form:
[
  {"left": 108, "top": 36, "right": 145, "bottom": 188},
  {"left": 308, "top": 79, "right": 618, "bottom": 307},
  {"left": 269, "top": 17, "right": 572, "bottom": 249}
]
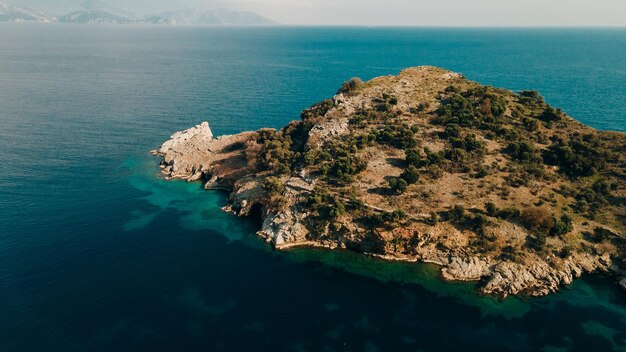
[
  {"left": 157, "top": 121, "right": 214, "bottom": 180},
  {"left": 258, "top": 207, "right": 309, "bottom": 248},
  {"left": 307, "top": 117, "right": 350, "bottom": 149},
  {"left": 440, "top": 255, "right": 491, "bottom": 281},
  {"left": 156, "top": 121, "right": 256, "bottom": 186},
  {"left": 481, "top": 253, "right": 610, "bottom": 297},
  {"left": 226, "top": 178, "right": 267, "bottom": 216}
]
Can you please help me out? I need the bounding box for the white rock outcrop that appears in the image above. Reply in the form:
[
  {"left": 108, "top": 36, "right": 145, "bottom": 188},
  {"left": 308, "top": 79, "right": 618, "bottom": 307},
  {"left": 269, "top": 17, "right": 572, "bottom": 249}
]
[
  {"left": 157, "top": 122, "right": 214, "bottom": 180},
  {"left": 155, "top": 121, "right": 257, "bottom": 189}
]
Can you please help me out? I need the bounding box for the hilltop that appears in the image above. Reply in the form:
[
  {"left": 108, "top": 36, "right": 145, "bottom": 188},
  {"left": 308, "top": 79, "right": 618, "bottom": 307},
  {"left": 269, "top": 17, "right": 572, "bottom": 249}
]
[{"left": 155, "top": 67, "right": 626, "bottom": 297}]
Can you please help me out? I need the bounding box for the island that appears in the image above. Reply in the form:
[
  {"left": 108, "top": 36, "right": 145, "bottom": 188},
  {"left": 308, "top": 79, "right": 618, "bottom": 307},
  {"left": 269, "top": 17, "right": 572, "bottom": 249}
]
[{"left": 154, "top": 67, "right": 626, "bottom": 297}]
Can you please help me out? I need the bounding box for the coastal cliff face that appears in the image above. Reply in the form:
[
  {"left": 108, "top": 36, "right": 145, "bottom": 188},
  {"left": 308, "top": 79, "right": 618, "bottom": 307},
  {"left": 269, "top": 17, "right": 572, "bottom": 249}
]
[{"left": 155, "top": 66, "right": 626, "bottom": 297}]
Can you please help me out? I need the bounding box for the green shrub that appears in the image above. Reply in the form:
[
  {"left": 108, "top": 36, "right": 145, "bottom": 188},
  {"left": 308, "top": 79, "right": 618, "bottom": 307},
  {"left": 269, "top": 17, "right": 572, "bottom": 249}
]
[
  {"left": 257, "top": 129, "right": 295, "bottom": 175},
  {"left": 263, "top": 176, "right": 284, "bottom": 194},
  {"left": 263, "top": 176, "right": 287, "bottom": 210},
  {"left": 305, "top": 187, "right": 346, "bottom": 220},
  {"left": 437, "top": 94, "right": 474, "bottom": 126},
  {"left": 543, "top": 135, "right": 605, "bottom": 178},
  {"left": 444, "top": 148, "right": 467, "bottom": 162},
  {"left": 327, "top": 155, "right": 367, "bottom": 183},
  {"left": 589, "top": 227, "right": 616, "bottom": 243},
  {"left": 448, "top": 204, "right": 465, "bottom": 221},
  {"left": 528, "top": 232, "right": 547, "bottom": 252},
  {"left": 550, "top": 214, "right": 573, "bottom": 237},
  {"left": 361, "top": 210, "right": 406, "bottom": 228},
  {"left": 417, "top": 102, "right": 430, "bottom": 111},
  {"left": 375, "top": 124, "right": 417, "bottom": 149},
  {"left": 405, "top": 148, "right": 422, "bottom": 168},
  {"left": 348, "top": 114, "right": 367, "bottom": 126},
  {"left": 539, "top": 107, "right": 562, "bottom": 123},
  {"left": 400, "top": 165, "right": 420, "bottom": 184},
  {"left": 518, "top": 90, "right": 544, "bottom": 106},
  {"left": 497, "top": 207, "right": 521, "bottom": 220},
  {"left": 485, "top": 202, "right": 498, "bottom": 217},
  {"left": 424, "top": 148, "right": 444, "bottom": 165},
  {"left": 450, "top": 133, "right": 483, "bottom": 152},
  {"left": 430, "top": 211, "right": 439, "bottom": 225},
  {"left": 445, "top": 85, "right": 461, "bottom": 93},
  {"left": 574, "top": 183, "right": 609, "bottom": 215},
  {"left": 482, "top": 93, "right": 507, "bottom": 118},
  {"left": 436, "top": 88, "right": 507, "bottom": 128},
  {"left": 337, "top": 77, "right": 364, "bottom": 94},
  {"left": 346, "top": 194, "right": 364, "bottom": 211},
  {"left": 474, "top": 166, "right": 489, "bottom": 179},
  {"left": 443, "top": 124, "right": 461, "bottom": 138},
  {"left": 388, "top": 177, "right": 408, "bottom": 194},
  {"left": 522, "top": 117, "right": 539, "bottom": 131},
  {"left": 506, "top": 140, "right": 540, "bottom": 162},
  {"left": 375, "top": 102, "right": 391, "bottom": 112},
  {"left": 301, "top": 99, "right": 335, "bottom": 120},
  {"left": 592, "top": 179, "right": 611, "bottom": 195},
  {"left": 468, "top": 214, "right": 489, "bottom": 233},
  {"left": 313, "top": 138, "right": 370, "bottom": 183},
  {"left": 447, "top": 205, "right": 490, "bottom": 234}
]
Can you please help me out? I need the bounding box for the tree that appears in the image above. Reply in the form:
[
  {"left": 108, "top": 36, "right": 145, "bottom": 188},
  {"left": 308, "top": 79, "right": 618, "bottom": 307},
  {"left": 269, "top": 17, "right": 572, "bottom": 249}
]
[
  {"left": 443, "top": 124, "right": 461, "bottom": 138},
  {"left": 543, "top": 136, "right": 605, "bottom": 178},
  {"left": 400, "top": 165, "right": 420, "bottom": 184},
  {"left": 507, "top": 140, "right": 539, "bottom": 162},
  {"left": 338, "top": 77, "right": 364, "bottom": 94},
  {"left": 388, "top": 177, "right": 408, "bottom": 194},
  {"left": 539, "top": 107, "right": 561, "bottom": 122},
  {"left": 550, "top": 214, "right": 573, "bottom": 237},
  {"left": 263, "top": 176, "right": 284, "bottom": 194},
  {"left": 530, "top": 232, "right": 547, "bottom": 251},
  {"left": 405, "top": 148, "right": 422, "bottom": 168},
  {"left": 449, "top": 204, "right": 465, "bottom": 221},
  {"left": 485, "top": 202, "right": 498, "bottom": 217},
  {"left": 430, "top": 211, "right": 439, "bottom": 225}
]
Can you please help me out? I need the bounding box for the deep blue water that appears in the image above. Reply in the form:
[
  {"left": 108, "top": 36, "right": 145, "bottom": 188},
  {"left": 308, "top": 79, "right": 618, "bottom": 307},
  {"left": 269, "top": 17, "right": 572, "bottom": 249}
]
[{"left": 1, "top": 24, "right": 625, "bottom": 351}]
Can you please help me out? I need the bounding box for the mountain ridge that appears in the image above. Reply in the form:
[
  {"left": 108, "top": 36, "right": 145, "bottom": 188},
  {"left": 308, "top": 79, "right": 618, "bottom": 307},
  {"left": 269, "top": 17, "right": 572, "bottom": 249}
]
[{"left": 0, "top": 1, "right": 276, "bottom": 24}]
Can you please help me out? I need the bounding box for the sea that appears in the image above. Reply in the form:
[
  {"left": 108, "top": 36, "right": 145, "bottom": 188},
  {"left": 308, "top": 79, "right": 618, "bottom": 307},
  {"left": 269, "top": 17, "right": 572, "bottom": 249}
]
[{"left": 0, "top": 24, "right": 625, "bottom": 351}]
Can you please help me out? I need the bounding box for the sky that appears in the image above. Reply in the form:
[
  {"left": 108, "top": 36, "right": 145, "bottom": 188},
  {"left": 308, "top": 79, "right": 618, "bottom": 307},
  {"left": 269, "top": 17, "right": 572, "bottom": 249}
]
[{"left": 11, "top": 0, "right": 626, "bottom": 26}]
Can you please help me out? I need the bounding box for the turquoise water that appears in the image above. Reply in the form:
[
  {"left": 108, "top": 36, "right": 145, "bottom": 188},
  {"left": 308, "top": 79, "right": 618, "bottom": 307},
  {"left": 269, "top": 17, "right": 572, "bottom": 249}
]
[{"left": 0, "top": 24, "right": 625, "bottom": 351}]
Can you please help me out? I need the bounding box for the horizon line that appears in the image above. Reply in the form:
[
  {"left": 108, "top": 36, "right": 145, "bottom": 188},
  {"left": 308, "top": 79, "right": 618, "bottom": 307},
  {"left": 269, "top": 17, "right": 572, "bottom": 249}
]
[{"left": 2, "top": 22, "right": 625, "bottom": 28}]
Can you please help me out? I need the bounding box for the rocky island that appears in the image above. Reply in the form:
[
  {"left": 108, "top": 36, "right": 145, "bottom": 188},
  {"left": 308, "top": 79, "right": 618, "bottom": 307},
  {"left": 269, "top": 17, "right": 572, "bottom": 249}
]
[{"left": 154, "top": 67, "right": 626, "bottom": 297}]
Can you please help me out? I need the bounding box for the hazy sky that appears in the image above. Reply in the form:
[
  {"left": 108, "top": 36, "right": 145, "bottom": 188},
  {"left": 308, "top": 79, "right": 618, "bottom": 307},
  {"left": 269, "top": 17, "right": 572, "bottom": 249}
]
[{"left": 13, "top": 0, "right": 626, "bottom": 26}]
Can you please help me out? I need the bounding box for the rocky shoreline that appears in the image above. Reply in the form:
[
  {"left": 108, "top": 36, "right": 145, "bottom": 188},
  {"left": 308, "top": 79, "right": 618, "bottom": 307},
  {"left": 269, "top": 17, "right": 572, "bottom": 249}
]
[
  {"left": 153, "top": 121, "right": 621, "bottom": 297},
  {"left": 153, "top": 67, "right": 626, "bottom": 297}
]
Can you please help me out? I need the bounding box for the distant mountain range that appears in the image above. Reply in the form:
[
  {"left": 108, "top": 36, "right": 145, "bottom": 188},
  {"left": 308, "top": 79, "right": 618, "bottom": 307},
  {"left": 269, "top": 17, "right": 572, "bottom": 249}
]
[
  {"left": 0, "top": 2, "right": 50, "bottom": 21},
  {"left": 156, "top": 9, "right": 275, "bottom": 25},
  {"left": 0, "top": 1, "right": 276, "bottom": 25}
]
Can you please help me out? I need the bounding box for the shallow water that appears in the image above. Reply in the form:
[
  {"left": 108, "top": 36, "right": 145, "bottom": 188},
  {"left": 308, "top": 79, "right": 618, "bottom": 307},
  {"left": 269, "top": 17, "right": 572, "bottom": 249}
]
[{"left": 1, "top": 24, "right": 625, "bottom": 351}]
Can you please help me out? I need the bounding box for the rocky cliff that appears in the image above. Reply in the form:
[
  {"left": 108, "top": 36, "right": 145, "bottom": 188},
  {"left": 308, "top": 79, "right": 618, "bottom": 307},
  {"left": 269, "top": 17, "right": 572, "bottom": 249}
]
[{"left": 155, "top": 67, "right": 626, "bottom": 297}]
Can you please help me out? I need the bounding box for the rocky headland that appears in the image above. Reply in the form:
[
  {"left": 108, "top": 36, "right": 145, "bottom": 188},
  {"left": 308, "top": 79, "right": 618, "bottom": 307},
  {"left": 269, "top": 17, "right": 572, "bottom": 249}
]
[{"left": 154, "top": 67, "right": 626, "bottom": 297}]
